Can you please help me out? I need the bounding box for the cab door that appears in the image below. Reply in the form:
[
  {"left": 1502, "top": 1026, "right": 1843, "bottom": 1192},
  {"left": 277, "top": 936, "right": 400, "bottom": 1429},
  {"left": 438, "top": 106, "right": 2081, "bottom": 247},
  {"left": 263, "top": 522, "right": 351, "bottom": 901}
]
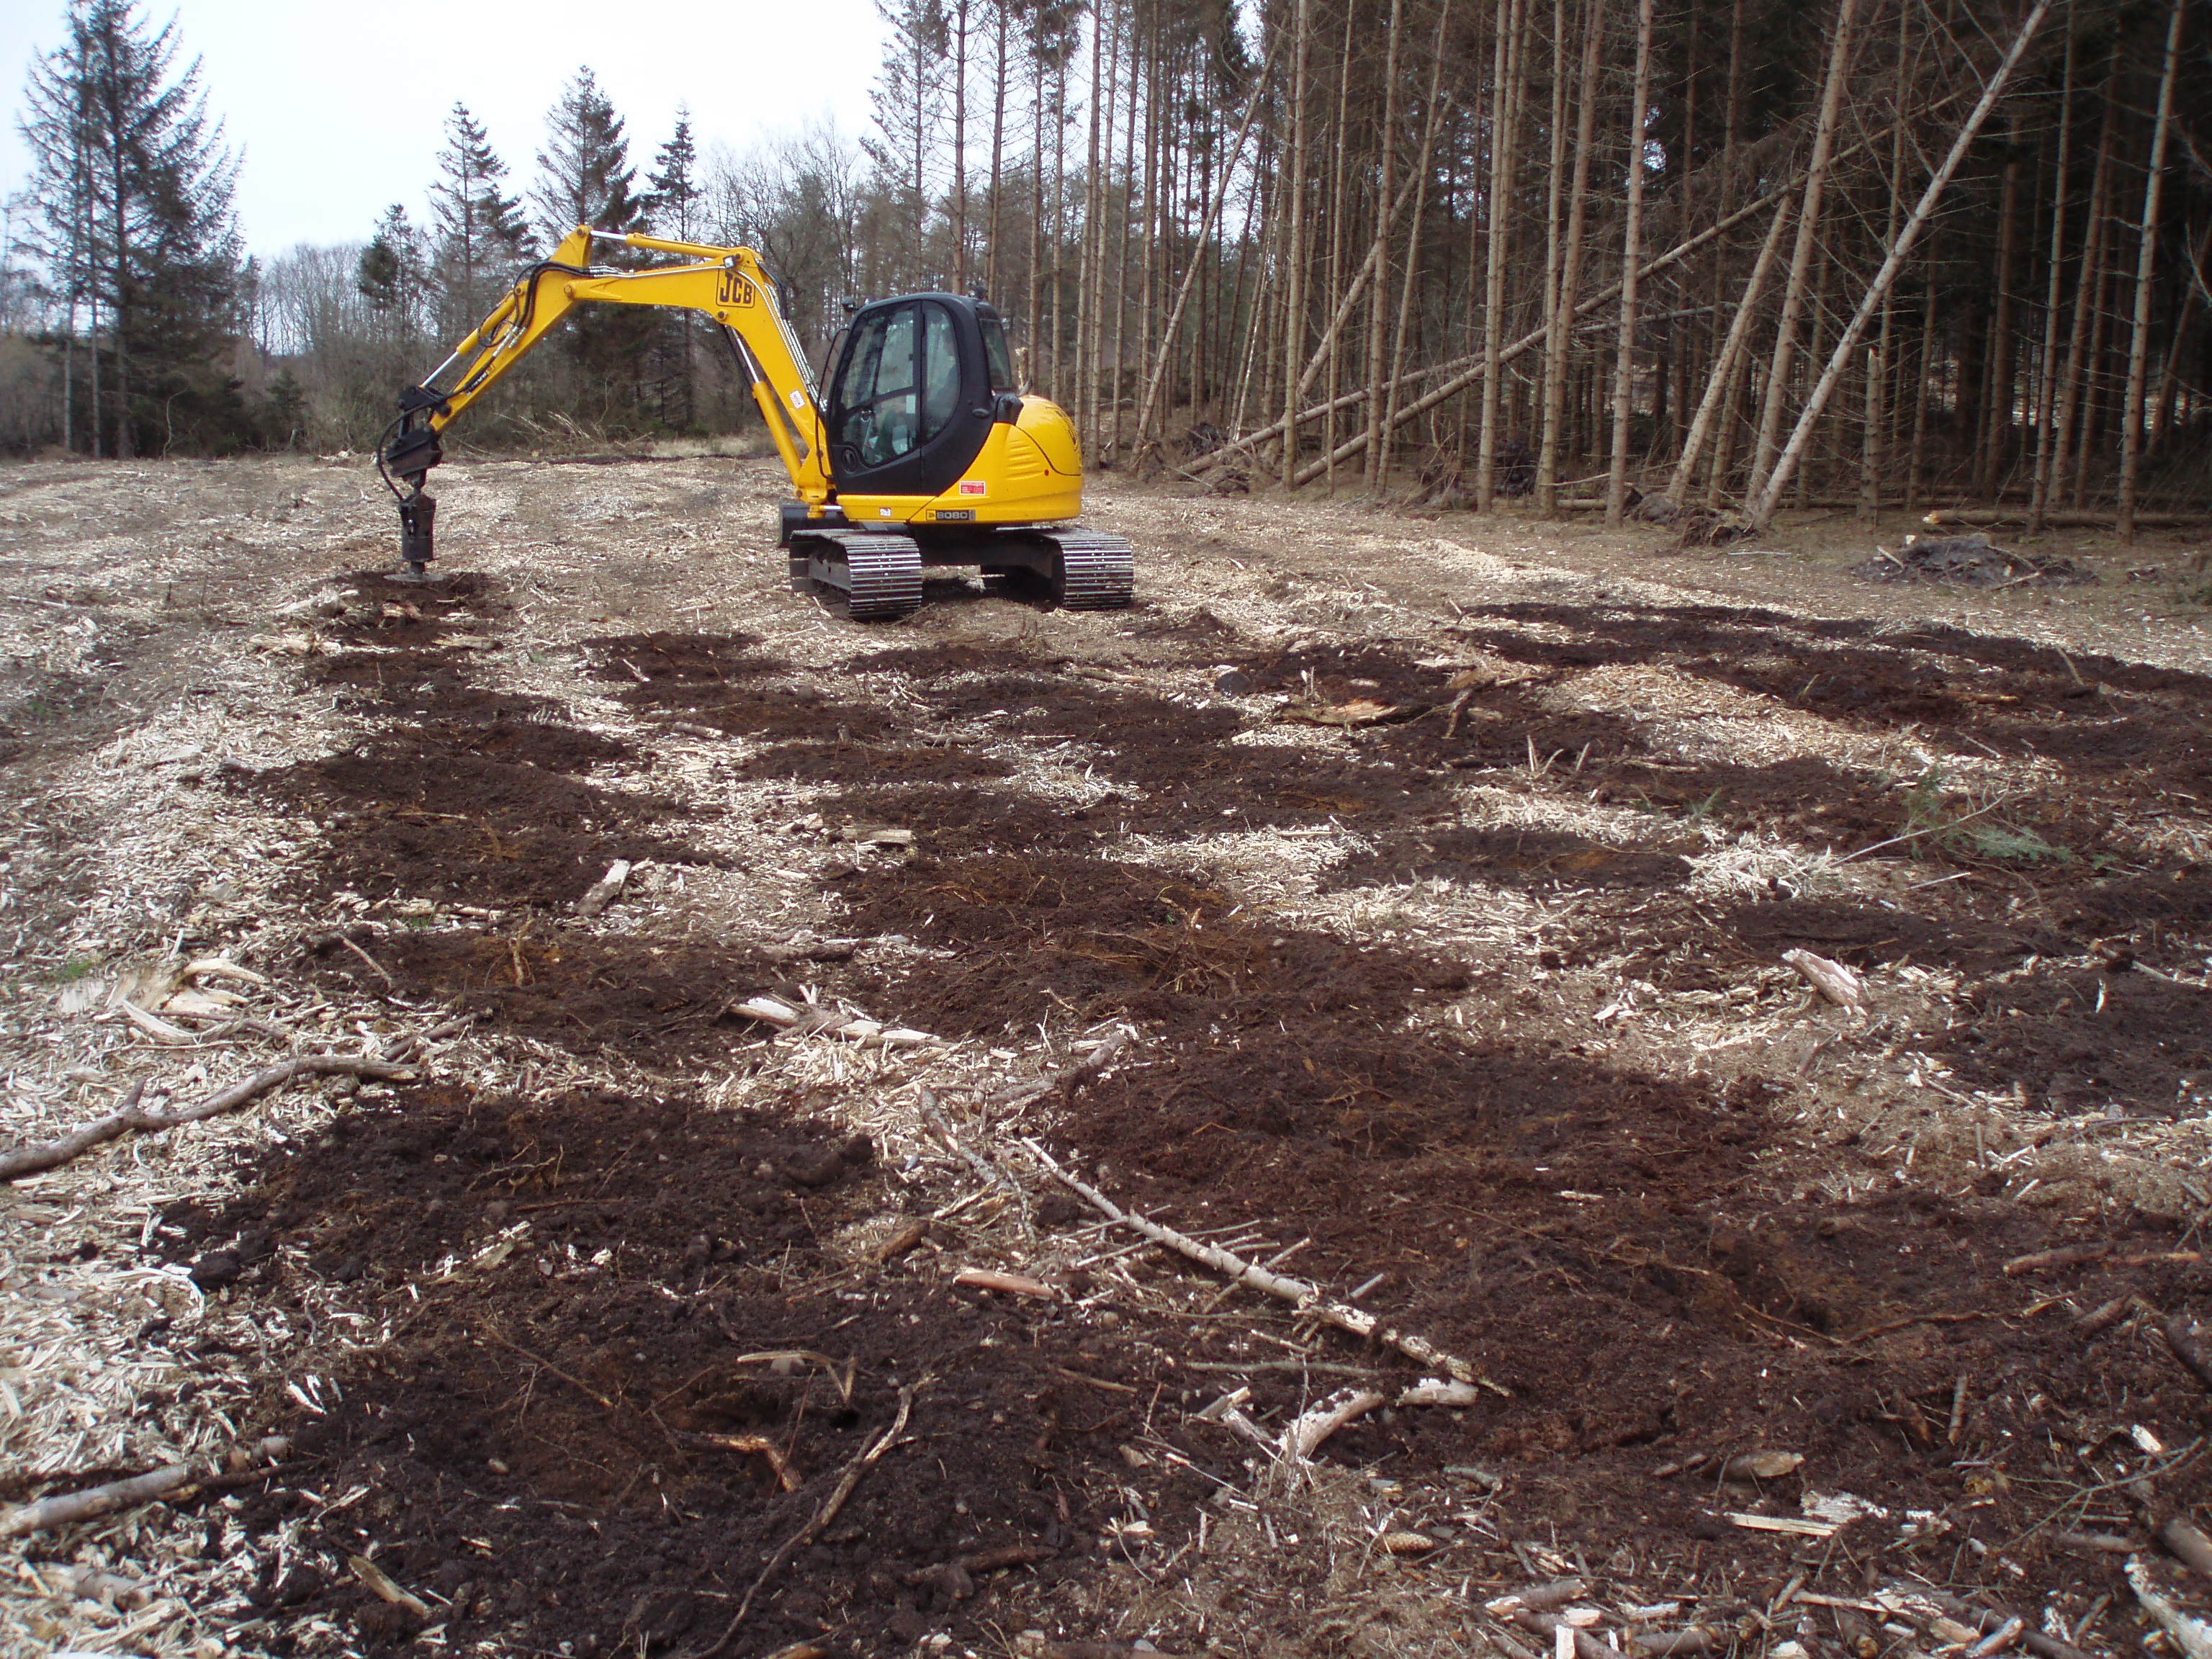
[{"left": 824, "top": 298, "right": 993, "bottom": 499}]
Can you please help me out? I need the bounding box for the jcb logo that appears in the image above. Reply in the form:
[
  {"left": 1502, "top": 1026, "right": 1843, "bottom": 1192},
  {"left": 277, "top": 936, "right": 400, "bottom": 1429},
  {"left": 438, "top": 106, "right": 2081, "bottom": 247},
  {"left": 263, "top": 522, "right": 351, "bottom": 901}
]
[{"left": 718, "top": 270, "right": 755, "bottom": 308}]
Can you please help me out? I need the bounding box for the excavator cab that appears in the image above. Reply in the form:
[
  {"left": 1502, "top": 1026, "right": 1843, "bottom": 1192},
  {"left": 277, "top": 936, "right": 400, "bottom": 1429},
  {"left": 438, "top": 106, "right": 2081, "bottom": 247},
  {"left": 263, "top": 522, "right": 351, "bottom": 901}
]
[{"left": 822, "top": 294, "right": 1020, "bottom": 498}]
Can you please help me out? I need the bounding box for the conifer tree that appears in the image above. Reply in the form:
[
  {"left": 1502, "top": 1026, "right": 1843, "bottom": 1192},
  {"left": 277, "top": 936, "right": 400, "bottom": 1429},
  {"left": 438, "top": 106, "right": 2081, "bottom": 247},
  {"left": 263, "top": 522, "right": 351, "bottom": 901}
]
[
  {"left": 356, "top": 204, "right": 422, "bottom": 323},
  {"left": 429, "top": 102, "right": 532, "bottom": 336},
  {"left": 531, "top": 67, "right": 645, "bottom": 245},
  {"left": 19, "top": 0, "right": 243, "bottom": 456},
  {"left": 647, "top": 109, "right": 703, "bottom": 430},
  {"left": 531, "top": 68, "right": 651, "bottom": 426},
  {"left": 648, "top": 109, "right": 701, "bottom": 242}
]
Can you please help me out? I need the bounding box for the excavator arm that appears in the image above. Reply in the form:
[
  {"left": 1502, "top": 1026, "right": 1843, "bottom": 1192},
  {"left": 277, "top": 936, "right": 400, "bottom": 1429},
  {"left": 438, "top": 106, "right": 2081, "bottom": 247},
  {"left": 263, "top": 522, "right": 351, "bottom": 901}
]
[{"left": 380, "top": 226, "right": 832, "bottom": 570}]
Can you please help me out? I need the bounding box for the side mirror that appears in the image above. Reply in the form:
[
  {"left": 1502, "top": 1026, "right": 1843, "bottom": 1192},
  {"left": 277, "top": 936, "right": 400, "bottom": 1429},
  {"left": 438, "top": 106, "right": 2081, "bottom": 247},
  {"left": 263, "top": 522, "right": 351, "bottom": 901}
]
[{"left": 992, "top": 392, "right": 1023, "bottom": 425}]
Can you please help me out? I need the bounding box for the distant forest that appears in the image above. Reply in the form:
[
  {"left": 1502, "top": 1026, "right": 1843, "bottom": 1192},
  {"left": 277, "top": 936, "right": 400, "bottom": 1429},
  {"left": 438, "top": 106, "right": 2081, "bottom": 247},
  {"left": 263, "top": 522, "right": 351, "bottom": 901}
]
[{"left": 4, "top": 0, "right": 2208, "bottom": 532}]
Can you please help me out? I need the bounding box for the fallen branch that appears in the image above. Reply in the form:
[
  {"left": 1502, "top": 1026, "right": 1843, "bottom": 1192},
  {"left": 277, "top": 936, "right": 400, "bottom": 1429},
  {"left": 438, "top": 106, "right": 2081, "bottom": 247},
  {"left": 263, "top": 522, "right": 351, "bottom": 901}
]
[
  {"left": 1911, "top": 1588, "right": 2098, "bottom": 1659},
  {"left": 728, "top": 994, "right": 934, "bottom": 1048},
  {"left": 0, "top": 1437, "right": 289, "bottom": 1537},
  {"left": 995, "top": 1027, "right": 1133, "bottom": 1111},
  {"left": 1925, "top": 508, "right": 2208, "bottom": 531},
  {"left": 689, "top": 1382, "right": 920, "bottom": 1659},
  {"left": 2004, "top": 1243, "right": 2113, "bottom": 1276},
  {"left": 675, "top": 1431, "right": 799, "bottom": 1491},
  {"left": 0, "top": 1058, "right": 414, "bottom": 1182},
  {"left": 1023, "top": 1140, "right": 1507, "bottom": 1396}
]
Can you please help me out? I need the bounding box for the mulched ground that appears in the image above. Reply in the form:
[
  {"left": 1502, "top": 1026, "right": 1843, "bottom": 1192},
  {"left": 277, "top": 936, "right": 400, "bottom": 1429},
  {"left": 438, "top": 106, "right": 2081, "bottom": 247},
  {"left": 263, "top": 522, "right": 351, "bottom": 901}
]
[{"left": 82, "top": 539, "right": 2212, "bottom": 1658}]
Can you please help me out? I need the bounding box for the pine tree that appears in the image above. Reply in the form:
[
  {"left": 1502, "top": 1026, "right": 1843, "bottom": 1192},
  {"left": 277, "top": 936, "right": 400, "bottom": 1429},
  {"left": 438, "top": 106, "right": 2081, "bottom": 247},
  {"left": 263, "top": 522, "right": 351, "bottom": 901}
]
[
  {"left": 19, "top": 0, "right": 243, "bottom": 457},
  {"left": 428, "top": 102, "right": 532, "bottom": 337},
  {"left": 356, "top": 203, "right": 422, "bottom": 321},
  {"left": 645, "top": 109, "right": 703, "bottom": 431},
  {"left": 531, "top": 67, "right": 645, "bottom": 245},
  {"left": 531, "top": 68, "right": 651, "bottom": 427},
  {"left": 647, "top": 109, "right": 701, "bottom": 241}
]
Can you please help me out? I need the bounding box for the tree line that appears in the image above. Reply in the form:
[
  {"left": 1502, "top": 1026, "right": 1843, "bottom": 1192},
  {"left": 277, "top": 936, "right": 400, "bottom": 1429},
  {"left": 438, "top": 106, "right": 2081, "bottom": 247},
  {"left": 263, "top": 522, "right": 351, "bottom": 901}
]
[{"left": 4, "top": 0, "right": 2208, "bottom": 536}]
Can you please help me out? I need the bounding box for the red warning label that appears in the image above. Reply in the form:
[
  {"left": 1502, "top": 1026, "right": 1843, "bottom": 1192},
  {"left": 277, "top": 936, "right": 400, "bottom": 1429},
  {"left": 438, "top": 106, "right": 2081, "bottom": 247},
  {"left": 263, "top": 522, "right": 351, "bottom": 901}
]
[{"left": 958, "top": 480, "right": 986, "bottom": 496}]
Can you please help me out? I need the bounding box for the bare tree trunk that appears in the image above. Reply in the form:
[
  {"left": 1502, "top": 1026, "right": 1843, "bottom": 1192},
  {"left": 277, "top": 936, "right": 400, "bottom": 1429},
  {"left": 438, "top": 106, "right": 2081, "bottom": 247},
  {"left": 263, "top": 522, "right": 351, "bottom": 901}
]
[
  {"left": 1744, "top": 0, "right": 2056, "bottom": 532},
  {"left": 987, "top": 0, "right": 1009, "bottom": 296},
  {"left": 1861, "top": 14, "right": 1910, "bottom": 523},
  {"left": 954, "top": 0, "right": 972, "bottom": 287},
  {"left": 1279, "top": 0, "right": 1312, "bottom": 485},
  {"left": 1362, "top": 0, "right": 1408, "bottom": 491},
  {"left": 1133, "top": 49, "right": 1276, "bottom": 449},
  {"left": 2152, "top": 217, "right": 2212, "bottom": 446},
  {"left": 1538, "top": 0, "right": 1601, "bottom": 513},
  {"left": 2027, "top": 19, "right": 2076, "bottom": 531},
  {"left": 2117, "top": 0, "right": 2184, "bottom": 543},
  {"left": 1669, "top": 198, "right": 1793, "bottom": 501},
  {"left": 1534, "top": 0, "right": 1570, "bottom": 502},
  {"left": 1323, "top": 1, "right": 1353, "bottom": 494},
  {"left": 1975, "top": 111, "right": 2025, "bottom": 498},
  {"left": 1107, "top": 23, "right": 1140, "bottom": 459},
  {"left": 1604, "top": 0, "right": 1657, "bottom": 524},
  {"left": 2049, "top": 57, "right": 2116, "bottom": 521},
  {"left": 1906, "top": 279, "right": 1936, "bottom": 513},
  {"left": 1747, "top": 0, "right": 1860, "bottom": 503},
  {"left": 1076, "top": 9, "right": 1102, "bottom": 441},
  {"left": 1384, "top": 4, "right": 1457, "bottom": 487},
  {"left": 1476, "top": 0, "right": 1524, "bottom": 509}
]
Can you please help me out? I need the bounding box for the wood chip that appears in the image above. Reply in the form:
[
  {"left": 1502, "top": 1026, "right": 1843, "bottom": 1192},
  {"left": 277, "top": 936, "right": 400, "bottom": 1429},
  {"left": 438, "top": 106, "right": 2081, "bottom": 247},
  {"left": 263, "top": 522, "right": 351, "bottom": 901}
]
[
  {"left": 2002, "top": 1242, "right": 2111, "bottom": 1275},
  {"left": 1724, "top": 1512, "right": 1839, "bottom": 1537},
  {"left": 575, "top": 858, "right": 631, "bottom": 917},
  {"left": 349, "top": 1555, "right": 430, "bottom": 1618},
  {"left": 1781, "top": 949, "right": 1863, "bottom": 1007},
  {"left": 1722, "top": 1449, "right": 1805, "bottom": 1480},
  {"left": 953, "top": 1268, "right": 1058, "bottom": 1300}
]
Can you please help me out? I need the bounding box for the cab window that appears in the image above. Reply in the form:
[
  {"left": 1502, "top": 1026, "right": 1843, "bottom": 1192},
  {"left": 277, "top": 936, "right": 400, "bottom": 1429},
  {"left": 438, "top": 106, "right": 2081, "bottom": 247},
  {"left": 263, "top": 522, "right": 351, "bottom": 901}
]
[
  {"left": 981, "top": 318, "right": 1016, "bottom": 392},
  {"left": 920, "top": 302, "right": 962, "bottom": 441},
  {"left": 834, "top": 303, "right": 921, "bottom": 465}
]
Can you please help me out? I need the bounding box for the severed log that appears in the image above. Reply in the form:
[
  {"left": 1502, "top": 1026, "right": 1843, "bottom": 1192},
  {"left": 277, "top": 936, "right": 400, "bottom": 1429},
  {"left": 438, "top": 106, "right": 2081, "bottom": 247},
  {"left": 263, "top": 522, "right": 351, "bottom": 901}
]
[
  {"left": 1023, "top": 1140, "right": 1508, "bottom": 1396},
  {"left": 1925, "top": 508, "right": 2208, "bottom": 531},
  {"left": 2163, "top": 1517, "right": 2212, "bottom": 1586},
  {"left": 575, "top": 859, "right": 632, "bottom": 918},
  {"left": 0, "top": 1058, "right": 413, "bottom": 1182},
  {"left": 0, "top": 1436, "right": 290, "bottom": 1537}
]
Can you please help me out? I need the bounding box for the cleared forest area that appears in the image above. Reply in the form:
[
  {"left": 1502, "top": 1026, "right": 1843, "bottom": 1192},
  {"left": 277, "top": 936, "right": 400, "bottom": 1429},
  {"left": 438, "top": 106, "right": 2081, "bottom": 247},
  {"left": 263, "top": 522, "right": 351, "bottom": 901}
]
[{"left": 1, "top": 454, "right": 2209, "bottom": 1657}]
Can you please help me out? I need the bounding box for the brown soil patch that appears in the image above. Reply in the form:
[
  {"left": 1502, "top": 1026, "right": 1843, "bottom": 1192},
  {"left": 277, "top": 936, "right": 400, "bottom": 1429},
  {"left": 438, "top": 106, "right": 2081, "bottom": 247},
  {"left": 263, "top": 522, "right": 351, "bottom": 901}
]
[{"left": 161, "top": 1085, "right": 1172, "bottom": 1658}]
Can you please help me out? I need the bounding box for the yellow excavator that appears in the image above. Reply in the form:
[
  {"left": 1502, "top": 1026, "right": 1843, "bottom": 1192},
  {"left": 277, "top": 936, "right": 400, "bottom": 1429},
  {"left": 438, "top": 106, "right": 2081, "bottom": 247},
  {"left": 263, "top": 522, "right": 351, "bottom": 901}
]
[{"left": 377, "top": 226, "right": 1132, "bottom": 619}]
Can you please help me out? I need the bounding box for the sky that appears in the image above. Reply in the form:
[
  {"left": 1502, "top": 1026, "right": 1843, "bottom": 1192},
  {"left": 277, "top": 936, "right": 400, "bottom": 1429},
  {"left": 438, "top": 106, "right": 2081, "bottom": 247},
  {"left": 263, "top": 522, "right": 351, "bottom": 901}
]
[{"left": 1, "top": 0, "right": 886, "bottom": 256}]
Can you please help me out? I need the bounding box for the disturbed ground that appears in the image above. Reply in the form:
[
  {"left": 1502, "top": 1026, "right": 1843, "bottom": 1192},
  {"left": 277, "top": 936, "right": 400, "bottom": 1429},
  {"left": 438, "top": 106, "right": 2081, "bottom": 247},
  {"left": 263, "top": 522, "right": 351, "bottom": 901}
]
[{"left": 1, "top": 450, "right": 2211, "bottom": 1659}]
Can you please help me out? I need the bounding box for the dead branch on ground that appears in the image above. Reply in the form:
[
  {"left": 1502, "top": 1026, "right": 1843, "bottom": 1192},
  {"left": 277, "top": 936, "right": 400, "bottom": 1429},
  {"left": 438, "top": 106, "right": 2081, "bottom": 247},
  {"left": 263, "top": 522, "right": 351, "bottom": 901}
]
[
  {"left": 0, "top": 1437, "right": 291, "bottom": 1537},
  {"left": 0, "top": 1057, "right": 414, "bottom": 1182},
  {"left": 1022, "top": 1139, "right": 1508, "bottom": 1396}
]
